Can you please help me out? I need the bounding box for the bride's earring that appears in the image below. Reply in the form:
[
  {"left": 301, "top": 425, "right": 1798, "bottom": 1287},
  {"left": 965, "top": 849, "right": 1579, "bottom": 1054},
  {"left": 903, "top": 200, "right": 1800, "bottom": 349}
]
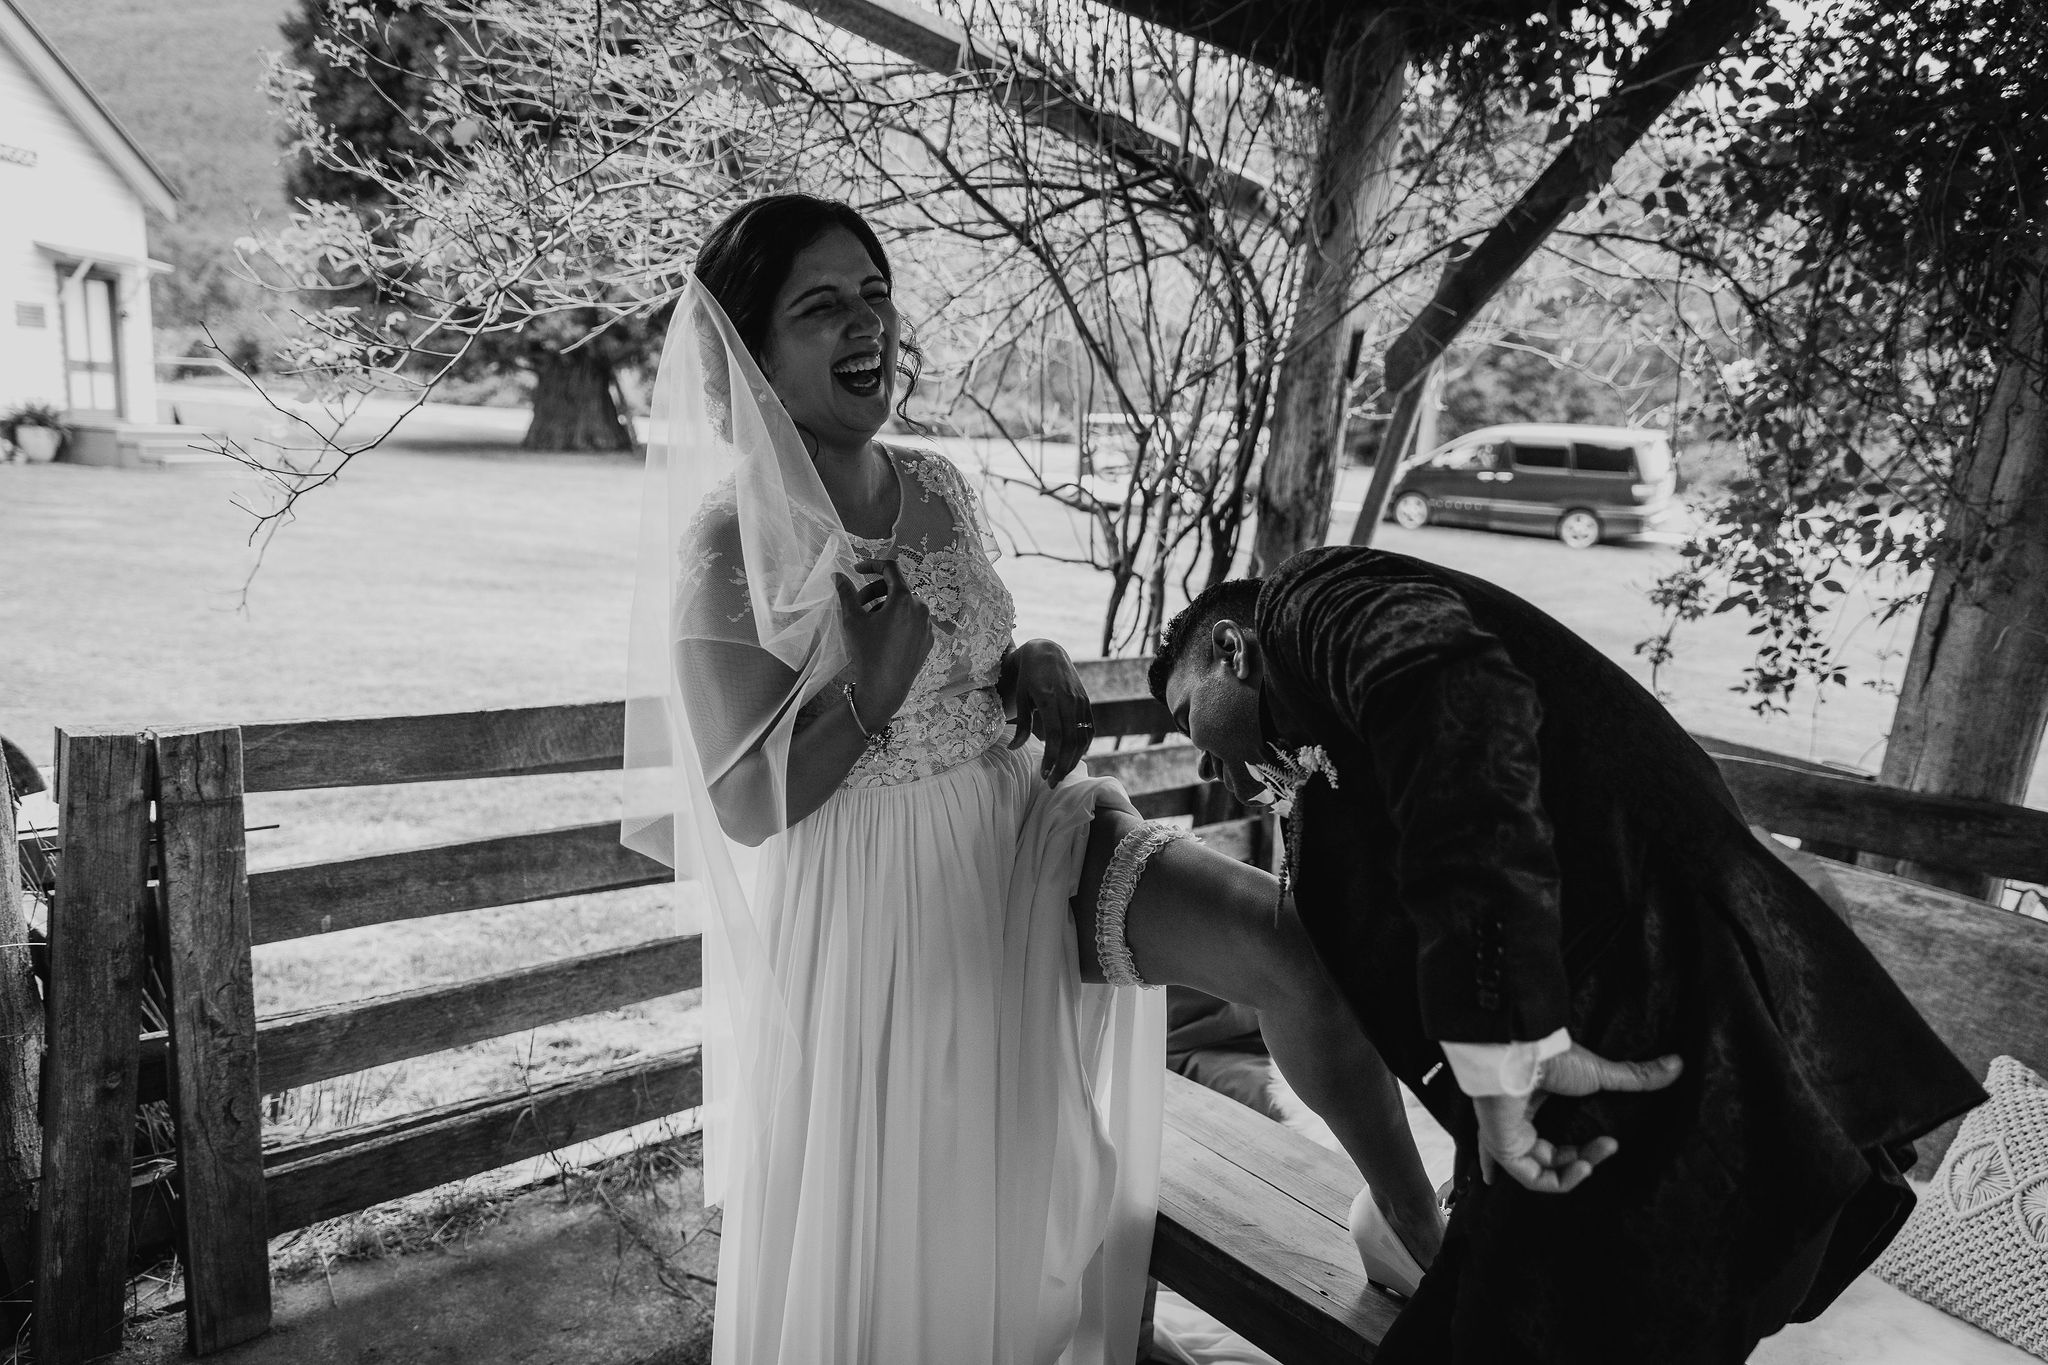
[{"left": 1094, "top": 822, "right": 1187, "bottom": 988}]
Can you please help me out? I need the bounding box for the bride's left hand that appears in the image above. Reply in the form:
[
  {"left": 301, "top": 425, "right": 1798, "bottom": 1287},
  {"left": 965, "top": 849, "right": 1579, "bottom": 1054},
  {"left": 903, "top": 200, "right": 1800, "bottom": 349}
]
[{"left": 1005, "top": 639, "right": 1094, "bottom": 784}]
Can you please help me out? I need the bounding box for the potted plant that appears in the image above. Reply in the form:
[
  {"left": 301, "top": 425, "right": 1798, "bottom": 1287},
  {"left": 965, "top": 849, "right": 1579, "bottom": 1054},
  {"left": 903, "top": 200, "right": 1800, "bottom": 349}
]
[{"left": 0, "top": 402, "right": 67, "bottom": 463}]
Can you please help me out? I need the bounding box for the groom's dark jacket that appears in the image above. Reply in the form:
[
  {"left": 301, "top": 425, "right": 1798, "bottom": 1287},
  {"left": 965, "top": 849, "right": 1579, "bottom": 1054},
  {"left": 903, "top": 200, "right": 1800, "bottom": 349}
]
[{"left": 1258, "top": 546, "right": 1981, "bottom": 1360}]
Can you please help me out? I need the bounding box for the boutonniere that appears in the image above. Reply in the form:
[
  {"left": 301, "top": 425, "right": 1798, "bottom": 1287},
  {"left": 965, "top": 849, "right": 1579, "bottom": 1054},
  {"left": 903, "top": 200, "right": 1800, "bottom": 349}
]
[{"left": 1243, "top": 743, "right": 1338, "bottom": 819}]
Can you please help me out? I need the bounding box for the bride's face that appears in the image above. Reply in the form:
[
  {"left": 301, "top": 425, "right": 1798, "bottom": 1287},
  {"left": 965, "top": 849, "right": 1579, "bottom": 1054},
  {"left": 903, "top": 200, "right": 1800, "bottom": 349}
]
[{"left": 760, "top": 227, "right": 900, "bottom": 450}]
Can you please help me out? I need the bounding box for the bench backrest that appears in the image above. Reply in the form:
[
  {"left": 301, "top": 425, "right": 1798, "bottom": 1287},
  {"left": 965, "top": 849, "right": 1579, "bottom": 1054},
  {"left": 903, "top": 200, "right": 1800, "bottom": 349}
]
[{"left": 30, "top": 658, "right": 2045, "bottom": 1363}]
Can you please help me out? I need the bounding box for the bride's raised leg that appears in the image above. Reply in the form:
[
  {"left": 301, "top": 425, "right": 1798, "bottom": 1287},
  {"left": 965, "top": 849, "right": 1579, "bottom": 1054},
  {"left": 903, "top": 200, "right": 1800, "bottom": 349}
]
[{"left": 1069, "top": 803, "right": 1444, "bottom": 1270}]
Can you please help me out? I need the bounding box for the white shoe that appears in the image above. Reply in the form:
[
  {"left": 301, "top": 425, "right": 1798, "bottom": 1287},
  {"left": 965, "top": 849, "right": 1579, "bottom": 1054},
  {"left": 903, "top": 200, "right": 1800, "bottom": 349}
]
[{"left": 1349, "top": 1186, "right": 1427, "bottom": 1299}]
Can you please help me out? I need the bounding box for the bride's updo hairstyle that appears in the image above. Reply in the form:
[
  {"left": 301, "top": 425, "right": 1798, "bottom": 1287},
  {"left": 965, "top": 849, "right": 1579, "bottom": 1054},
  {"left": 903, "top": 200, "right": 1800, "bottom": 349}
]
[{"left": 694, "top": 194, "right": 920, "bottom": 421}]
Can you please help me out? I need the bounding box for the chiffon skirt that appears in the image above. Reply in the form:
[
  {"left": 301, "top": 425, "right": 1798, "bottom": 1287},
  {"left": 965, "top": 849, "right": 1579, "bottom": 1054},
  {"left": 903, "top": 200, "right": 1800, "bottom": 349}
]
[{"left": 709, "top": 742, "right": 1168, "bottom": 1365}]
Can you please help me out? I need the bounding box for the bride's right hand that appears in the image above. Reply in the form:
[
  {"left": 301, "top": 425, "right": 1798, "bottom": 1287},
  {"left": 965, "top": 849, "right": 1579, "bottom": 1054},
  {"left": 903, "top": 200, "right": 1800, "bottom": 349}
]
[{"left": 834, "top": 557, "right": 934, "bottom": 727}]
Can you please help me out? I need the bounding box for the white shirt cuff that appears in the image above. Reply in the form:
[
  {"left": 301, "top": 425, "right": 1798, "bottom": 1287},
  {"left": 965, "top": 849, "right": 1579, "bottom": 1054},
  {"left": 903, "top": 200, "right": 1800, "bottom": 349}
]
[{"left": 1440, "top": 1027, "right": 1572, "bottom": 1097}]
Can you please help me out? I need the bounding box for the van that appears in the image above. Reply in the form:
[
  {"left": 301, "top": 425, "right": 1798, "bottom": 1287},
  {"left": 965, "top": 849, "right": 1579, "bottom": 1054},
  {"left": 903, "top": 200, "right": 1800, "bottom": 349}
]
[{"left": 1386, "top": 423, "right": 1678, "bottom": 548}]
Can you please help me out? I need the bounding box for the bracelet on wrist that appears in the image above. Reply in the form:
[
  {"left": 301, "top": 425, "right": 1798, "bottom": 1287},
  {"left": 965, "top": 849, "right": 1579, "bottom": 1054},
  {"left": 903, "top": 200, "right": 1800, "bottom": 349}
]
[{"left": 842, "top": 680, "right": 889, "bottom": 748}]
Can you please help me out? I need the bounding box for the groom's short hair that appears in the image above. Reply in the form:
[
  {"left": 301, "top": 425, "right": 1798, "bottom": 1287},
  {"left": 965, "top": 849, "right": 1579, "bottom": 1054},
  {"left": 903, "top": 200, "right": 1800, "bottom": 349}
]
[{"left": 1148, "top": 578, "right": 1265, "bottom": 705}]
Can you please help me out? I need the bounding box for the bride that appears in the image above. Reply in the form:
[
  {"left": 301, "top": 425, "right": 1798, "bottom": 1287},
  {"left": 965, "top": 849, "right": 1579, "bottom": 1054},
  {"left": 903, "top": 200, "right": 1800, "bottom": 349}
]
[{"left": 623, "top": 193, "right": 1442, "bottom": 1364}]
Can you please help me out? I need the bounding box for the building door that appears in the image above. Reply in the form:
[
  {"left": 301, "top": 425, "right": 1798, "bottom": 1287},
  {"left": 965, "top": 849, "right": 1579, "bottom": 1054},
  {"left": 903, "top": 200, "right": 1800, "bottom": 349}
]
[{"left": 59, "top": 269, "right": 122, "bottom": 415}]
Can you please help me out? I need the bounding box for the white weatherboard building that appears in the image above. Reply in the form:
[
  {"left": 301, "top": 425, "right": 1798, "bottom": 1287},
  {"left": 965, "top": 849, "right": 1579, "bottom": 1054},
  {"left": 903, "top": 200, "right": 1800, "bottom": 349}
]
[{"left": 1, "top": 0, "right": 180, "bottom": 461}]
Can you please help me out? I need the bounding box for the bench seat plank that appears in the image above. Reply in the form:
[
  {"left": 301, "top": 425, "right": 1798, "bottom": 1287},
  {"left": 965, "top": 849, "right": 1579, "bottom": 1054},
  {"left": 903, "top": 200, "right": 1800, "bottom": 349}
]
[{"left": 1154, "top": 1069, "right": 1401, "bottom": 1362}]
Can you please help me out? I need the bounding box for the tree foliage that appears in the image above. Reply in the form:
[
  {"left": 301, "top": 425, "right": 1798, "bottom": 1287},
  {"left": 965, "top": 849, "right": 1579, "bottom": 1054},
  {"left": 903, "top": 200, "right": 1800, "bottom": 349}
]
[
  {"left": 267, "top": 0, "right": 683, "bottom": 450},
  {"left": 1636, "top": 0, "right": 2048, "bottom": 713}
]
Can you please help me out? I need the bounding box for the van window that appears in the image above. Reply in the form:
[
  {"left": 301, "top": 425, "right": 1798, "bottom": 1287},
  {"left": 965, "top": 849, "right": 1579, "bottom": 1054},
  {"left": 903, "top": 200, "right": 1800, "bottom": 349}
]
[
  {"left": 1510, "top": 443, "right": 1570, "bottom": 470},
  {"left": 1572, "top": 443, "right": 1637, "bottom": 475},
  {"left": 1430, "top": 442, "right": 1498, "bottom": 472}
]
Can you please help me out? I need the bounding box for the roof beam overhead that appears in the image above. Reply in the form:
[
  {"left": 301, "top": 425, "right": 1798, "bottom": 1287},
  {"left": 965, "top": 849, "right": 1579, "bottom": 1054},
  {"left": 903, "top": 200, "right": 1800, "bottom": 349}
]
[{"left": 779, "top": 0, "right": 1279, "bottom": 225}]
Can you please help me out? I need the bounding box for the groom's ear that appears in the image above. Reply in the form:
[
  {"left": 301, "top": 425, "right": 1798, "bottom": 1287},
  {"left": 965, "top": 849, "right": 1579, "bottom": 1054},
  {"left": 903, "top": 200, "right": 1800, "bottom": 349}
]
[{"left": 1212, "top": 620, "right": 1261, "bottom": 685}]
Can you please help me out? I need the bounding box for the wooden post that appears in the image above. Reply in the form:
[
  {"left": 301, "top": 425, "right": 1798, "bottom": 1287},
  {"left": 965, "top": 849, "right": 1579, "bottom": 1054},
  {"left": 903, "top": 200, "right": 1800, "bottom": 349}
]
[
  {"left": 1250, "top": 11, "right": 1409, "bottom": 573},
  {"left": 0, "top": 760, "right": 45, "bottom": 1330},
  {"left": 153, "top": 728, "right": 271, "bottom": 1353},
  {"left": 36, "top": 730, "right": 151, "bottom": 1365}
]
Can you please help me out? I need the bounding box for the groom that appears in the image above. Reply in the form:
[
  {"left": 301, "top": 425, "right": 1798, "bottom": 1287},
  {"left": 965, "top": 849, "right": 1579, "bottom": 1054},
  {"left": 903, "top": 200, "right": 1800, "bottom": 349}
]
[{"left": 1149, "top": 545, "right": 1983, "bottom": 1364}]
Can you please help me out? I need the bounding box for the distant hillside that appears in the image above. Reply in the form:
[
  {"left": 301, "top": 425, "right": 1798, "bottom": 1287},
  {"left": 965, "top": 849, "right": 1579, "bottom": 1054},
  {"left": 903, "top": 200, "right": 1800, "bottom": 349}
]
[{"left": 17, "top": 0, "right": 299, "bottom": 357}]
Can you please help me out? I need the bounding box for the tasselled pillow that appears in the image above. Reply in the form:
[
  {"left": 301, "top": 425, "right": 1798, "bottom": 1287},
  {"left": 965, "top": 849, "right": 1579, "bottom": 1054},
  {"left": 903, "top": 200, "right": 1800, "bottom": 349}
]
[{"left": 1874, "top": 1054, "right": 2048, "bottom": 1359}]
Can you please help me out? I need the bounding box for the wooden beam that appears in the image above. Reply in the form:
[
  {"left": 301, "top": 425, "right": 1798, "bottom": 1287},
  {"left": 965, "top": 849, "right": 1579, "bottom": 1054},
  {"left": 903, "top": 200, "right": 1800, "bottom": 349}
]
[
  {"left": 1152, "top": 1069, "right": 1399, "bottom": 1361},
  {"left": 255, "top": 935, "right": 700, "bottom": 1096},
  {"left": 1252, "top": 13, "right": 1408, "bottom": 572},
  {"left": 248, "top": 821, "right": 670, "bottom": 945},
  {"left": 1086, "top": 742, "right": 1204, "bottom": 797},
  {"left": 37, "top": 730, "right": 151, "bottom": 1365},
  {"left": 153, "top": 728, "right": 271, "bottom": 1354},
  {"left": 1084, "top": 0, "right": 1327, "bottom": 91},
  {"left": 238, "top": 663, "right": 1154, "bottom": 794},
  {"left": 241, "top": 701, "right": 624, "bottom": 792},
  {"left": 262, "top": 1048, "right": 702, "bottom": 1234},
  {"left": 1718, "top": 755, "right": 2048, "bottom": 886},
  {"left": 1782, "top": 848, "right": 2048, "bottom": 1165},
  {"left": 782, "top": 0, "right": 1277, "bottom": 224},
  {"left": 1349, "top": 0, "right": 1767, "bottom": 545}
]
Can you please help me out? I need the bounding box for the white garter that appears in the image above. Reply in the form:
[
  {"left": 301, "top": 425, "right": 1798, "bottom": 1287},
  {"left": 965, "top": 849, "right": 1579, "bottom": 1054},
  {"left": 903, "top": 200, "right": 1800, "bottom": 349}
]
[{"left": 1095, "top": 822, "right": 1187, "bottom": 989}]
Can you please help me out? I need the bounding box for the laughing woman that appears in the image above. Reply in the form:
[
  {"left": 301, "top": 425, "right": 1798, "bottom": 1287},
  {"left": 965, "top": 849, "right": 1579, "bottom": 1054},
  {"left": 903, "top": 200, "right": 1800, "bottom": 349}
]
[{"left": 622, "top": 194, "right": 1442, "bottom": 1364}]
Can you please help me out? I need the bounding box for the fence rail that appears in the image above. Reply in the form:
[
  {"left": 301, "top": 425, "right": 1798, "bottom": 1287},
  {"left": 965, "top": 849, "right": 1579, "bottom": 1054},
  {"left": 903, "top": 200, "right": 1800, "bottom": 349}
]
[{"left": 15, "top": 655, "right": 2047, "bottom": 1362}]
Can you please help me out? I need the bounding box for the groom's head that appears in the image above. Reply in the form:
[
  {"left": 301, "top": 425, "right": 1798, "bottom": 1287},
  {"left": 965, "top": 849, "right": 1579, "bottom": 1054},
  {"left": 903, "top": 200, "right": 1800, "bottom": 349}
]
[{"left": 1149, "top": 578, "right": 1269, "bottom": 798}]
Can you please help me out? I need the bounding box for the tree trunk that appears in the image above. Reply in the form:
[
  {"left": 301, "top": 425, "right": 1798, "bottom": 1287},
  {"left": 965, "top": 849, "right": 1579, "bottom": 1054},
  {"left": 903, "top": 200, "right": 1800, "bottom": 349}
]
[
  {"left": 1874, "top": 249, "right": 2048, "bottom": 901},
  {"left": 1250, "top": 15, "right": 1407, "bottom": 573},
  {"left": 523, "top": 348, "right": 636, "bottom": 452}
]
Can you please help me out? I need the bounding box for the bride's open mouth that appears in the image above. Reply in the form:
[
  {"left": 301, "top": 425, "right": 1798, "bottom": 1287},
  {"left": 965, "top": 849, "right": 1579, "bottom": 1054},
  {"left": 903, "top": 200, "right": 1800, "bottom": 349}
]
[{"left": 832, "top": 350, "right": 885, "bottom": 398}]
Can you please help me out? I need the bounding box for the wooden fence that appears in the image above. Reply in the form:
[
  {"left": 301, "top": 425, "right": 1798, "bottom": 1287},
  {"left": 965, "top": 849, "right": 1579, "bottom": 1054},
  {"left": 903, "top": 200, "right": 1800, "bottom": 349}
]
[{"left": 12, "top": 655, "right": 2048, "bottom": 1362}]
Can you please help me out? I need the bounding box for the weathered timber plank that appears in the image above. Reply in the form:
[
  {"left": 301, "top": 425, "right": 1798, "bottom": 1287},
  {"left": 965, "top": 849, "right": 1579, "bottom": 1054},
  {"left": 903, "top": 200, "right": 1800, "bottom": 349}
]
[
  {"left": 238, "top": 668, "right": 1162, "bottom": 794},
  {"left": 1794, "top": 850, "right": 2048, "bottom": 1164},
  {"left": 1154, "top": 1072, "right": 1397, "bottom": 1362},
  {"left": 247, "top": 821, "right": 670, "bottom": 944},
  {"left": 1088, "top": 743, "right": 1203, "bottom": 798},
  {"left": 153, "top": 728, "right": 272, "bottom": 1353},
  {"left": 1091, "top": 695, "right": 1173, "bottom": 740},
  {"left": 1694, "top": 734, "right": 1868, "bottom": 778},
  {"left": 1074, "top": 655, "right": 1156, "bottom": 703},
  {"left": 258, "top": 936, "right": 701, "bottom": 1095},
  {"left": 1164, "top": 1061, "right": 1361, "bottom": 1223},
  {"left": 0, "top": 760, "right": 42, "bottom": 1320},
  {"left": 142, "top": 933, "right": 704, "bottom": 1105},
  {"left": 263, "top": 1049, "right": 703, "bottom": 1234},
  {"left": 1189, "top": 817, "right": 1261, "bottom": 865},
  {"left": 137, "top": 937, "right": 701, "bottom": 1100},
  {"left": 240, "top": 702, "right": 626, "bottom": 792},
  {"left": 1130, "top": 788, "right": 1203, "bottom": 821},
  {"left": 37, "top": 730, "right": 151, "bottom": 1365},
  {"left": 1718, "top": 755, "right": 2048, "bottom": 885}
]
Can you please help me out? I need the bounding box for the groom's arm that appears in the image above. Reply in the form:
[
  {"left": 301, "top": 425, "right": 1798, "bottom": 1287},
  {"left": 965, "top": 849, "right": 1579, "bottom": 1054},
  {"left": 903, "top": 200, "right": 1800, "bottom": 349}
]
[{"left": 1285, "top": 567, "right": 1572, "bottom": 1052}]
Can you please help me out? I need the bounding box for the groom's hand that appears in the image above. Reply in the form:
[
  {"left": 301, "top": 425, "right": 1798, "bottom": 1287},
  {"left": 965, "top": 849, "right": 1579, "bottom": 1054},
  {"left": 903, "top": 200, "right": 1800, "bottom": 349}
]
[{"left": 1474, "top": 1045, "right": 1683, "bottom": 1194}]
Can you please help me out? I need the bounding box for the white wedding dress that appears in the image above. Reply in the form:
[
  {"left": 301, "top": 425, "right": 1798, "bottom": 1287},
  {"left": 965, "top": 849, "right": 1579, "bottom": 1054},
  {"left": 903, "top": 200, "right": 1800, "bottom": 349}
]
[{"left": 707, "top": 444, "right": 1167, "bottom": 1365}]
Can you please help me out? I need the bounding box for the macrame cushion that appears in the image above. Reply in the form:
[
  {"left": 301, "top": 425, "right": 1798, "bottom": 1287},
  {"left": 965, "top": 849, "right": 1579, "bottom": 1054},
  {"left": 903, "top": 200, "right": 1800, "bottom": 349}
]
[{"left": 1874, "top": 1055, "right": 2048, "bottom": 1359}]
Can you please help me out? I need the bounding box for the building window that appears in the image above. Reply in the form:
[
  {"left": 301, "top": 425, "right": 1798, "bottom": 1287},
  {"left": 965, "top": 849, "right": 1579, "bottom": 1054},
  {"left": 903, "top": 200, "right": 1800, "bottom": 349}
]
[{"left": 58, "top": 270, "right": 121, "bottom": 413}]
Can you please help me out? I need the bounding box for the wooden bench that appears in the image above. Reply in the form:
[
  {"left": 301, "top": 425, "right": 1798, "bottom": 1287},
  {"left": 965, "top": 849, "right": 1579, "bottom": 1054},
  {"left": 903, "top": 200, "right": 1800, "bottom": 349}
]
[
  {"left": 23, "top": 659, "right": 2048, "bottom": 1364},
  {"left": 1139, "top": 791, "right": 2048, "bottom": 1363}
]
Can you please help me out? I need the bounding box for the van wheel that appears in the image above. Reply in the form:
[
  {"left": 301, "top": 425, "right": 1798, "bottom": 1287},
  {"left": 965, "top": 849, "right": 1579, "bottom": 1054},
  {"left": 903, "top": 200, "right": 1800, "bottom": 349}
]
[
  {"left": 1556, "top": 509, "right": 1602, "bottom": 549},
  {"left": 1392, "top": 492, "right": 1431, "bottom": 530}
]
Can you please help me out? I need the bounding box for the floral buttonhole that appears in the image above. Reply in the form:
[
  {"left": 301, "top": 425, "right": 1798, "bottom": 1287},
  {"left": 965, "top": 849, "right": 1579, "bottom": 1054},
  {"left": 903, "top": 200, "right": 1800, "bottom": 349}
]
[{"left": 1243, "top": 744, "right": 1339, "bottom": 818}]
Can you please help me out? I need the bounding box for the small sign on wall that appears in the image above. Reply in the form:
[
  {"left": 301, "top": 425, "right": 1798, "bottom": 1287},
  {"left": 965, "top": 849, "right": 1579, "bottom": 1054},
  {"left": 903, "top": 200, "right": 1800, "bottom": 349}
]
[{"left": 15, "top": 303, "right": 47, "bottom": 328}]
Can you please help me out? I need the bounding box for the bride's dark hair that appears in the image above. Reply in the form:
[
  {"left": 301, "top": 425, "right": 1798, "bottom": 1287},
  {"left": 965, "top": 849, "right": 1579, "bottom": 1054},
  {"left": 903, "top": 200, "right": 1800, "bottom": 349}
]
[{"left": 694, "top": 194, "right": 922, "bottom": 424}]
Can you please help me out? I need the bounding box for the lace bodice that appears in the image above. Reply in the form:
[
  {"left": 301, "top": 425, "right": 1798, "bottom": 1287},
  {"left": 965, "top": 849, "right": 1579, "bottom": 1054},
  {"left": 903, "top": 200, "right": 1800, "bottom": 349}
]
[{"left": 804, "top": 445, "right": 1017, "bottom": 788}]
